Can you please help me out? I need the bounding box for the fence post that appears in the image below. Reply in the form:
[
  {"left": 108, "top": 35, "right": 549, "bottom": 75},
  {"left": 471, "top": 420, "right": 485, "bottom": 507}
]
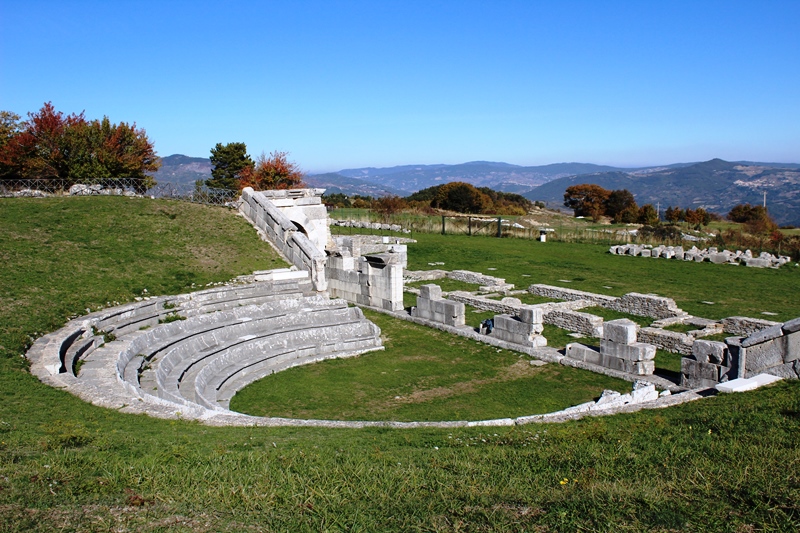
[
  {"left": 468, "top": 216, "right": 472, "bottom": 236},
  {"left": 441, "top": 215, "right": 446, "bottom": 235},
  {"left": 496, "top": 217, "right": 502, "bottom": 238}
]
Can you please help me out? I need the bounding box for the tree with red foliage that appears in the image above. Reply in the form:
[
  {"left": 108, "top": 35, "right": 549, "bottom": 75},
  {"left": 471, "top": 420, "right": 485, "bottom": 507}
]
[
  {"left": 239, "top": 151, "right": 305, "bottom": 191},
  {"left": 0, "top": 102, "right": 159, "bottom": 192}
]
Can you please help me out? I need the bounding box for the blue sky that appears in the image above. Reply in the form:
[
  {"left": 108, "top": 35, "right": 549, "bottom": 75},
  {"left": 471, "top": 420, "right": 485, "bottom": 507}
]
[{"left": 1, "top": 1, "right": 798, "bottom": 172}]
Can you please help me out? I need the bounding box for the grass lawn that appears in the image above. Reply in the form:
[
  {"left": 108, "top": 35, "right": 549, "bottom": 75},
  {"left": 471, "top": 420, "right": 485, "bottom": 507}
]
[
  {"left": 231, "top": 309, "right": 630, "bottom": 421},
  {"left": 1, "top": 197, "right": 799, "bottom": 531}
]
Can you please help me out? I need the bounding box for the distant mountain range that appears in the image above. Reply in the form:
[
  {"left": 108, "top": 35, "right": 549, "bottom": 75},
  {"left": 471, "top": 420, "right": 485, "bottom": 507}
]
[{"left": 151, "top": 155, "right": 800, "bottom": 226}]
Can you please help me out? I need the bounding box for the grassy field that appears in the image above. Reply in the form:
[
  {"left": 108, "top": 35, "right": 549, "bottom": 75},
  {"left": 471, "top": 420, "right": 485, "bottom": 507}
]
[
  {"left": 231, "top": 309, "right": 630, "bottom": 421},
  {"left": 1, "top": 197, "right": 799, "bottom": 531}
]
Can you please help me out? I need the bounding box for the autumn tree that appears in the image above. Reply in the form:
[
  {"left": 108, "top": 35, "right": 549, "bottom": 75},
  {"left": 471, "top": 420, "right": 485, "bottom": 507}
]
[
  {"left": 563, "top": 184, "right": 611, "bottom": 221},
  {"left": 239, "top": 150, "right": 304, "bottom": 191},
  {"left": 207, "top": 142, "right": 253, "bottom": 192},
  {"left": 372, "top": 195, "right": 407, "bottom": 221},
  {"left": 432, "top": 182, "right": 492, "bottom": 214},
  {"left": 0, "top": 102, "right": 159, "bottom": 191}
]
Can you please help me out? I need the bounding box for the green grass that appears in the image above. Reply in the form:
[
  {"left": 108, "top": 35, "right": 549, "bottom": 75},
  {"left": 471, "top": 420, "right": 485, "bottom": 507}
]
[
  {"left": 579, "top": 306, "right": 653, "bottom": 328},
  {"left": 404, "top": 233, "right": 800, "bottom": 321},
  {"left": 231, "top": 310, "right": 629, "bottom": 421},
  {"left": 1, "top": 197, "right": 799, "bottom": 531}
]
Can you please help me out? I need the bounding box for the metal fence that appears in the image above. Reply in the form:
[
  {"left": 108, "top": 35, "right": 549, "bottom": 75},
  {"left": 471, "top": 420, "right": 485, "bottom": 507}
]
[{"left": 0, "top": 178, "right": 236, "bottom": 207}]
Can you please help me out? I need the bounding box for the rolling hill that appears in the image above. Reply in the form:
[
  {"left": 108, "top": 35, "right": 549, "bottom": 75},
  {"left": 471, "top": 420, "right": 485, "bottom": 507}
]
[{"left": 524, "top": 159, "right": 800, "bottom": 226}]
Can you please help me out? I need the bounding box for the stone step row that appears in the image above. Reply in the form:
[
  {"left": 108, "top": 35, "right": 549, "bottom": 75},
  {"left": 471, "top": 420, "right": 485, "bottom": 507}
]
[{"left": 27, "top": 275, "right": 384, "bottom": 422}]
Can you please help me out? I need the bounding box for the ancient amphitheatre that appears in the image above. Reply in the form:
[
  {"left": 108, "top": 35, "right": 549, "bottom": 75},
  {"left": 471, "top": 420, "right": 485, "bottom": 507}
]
[
  {"left": 26, "top": 186, "right": 800, "bottom": 425},
  {"left": 4, "top": 189, "right": 794, "bottom": 530}
]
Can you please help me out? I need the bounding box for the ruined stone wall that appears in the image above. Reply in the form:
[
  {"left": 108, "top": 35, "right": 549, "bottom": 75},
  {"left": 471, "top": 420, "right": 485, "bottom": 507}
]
[
  {"left": 544, "top": 309, "right": 604, "bottom": 338},
  {"left": 529, "top": 284, "right": 616, "bottom": 306},
  {"left": 721, "top": 316, "right": 780, "bottom": 336},
  {"left": 491, "top": 307, "right": 546, "bottom": 347},
  {"left": 239, "top": 188, "right": 327, "bottom": 291},
  {"left": 638, "top": 327, "right": 694, "bottom": 355},
  {"left": 448, "top": 270, "right": 514, "bottom": 292},
  {"left": 607, "top": 293, "right": 686, "bottom": 320},
  {"left": 411, "top": 285, "right": 465, "bottom": 326},
  {"left": 327, "top": 254, "right": 404, "bottom": 311}
]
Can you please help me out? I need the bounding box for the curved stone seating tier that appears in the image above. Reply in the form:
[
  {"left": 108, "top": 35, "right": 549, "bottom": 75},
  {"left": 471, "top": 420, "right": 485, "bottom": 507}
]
[{"left": 26, "top": 277, "right": 384, "bottom": 422}]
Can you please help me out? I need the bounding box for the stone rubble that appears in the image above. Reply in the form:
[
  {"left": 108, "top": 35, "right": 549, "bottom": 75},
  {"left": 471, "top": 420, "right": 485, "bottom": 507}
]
[{"left": 609, "top": 244, "right": 791, "bottom": 269}]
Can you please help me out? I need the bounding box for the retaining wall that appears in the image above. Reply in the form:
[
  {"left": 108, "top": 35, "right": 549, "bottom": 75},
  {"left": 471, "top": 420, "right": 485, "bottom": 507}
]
[{"left": 239, "top": 187, "right": 327, "bottom": 291}]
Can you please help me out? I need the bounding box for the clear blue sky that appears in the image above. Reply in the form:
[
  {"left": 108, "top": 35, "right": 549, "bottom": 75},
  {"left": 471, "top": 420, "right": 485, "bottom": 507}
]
[{"left": 2, "top": 0, "right": 798, "bottom": 172}]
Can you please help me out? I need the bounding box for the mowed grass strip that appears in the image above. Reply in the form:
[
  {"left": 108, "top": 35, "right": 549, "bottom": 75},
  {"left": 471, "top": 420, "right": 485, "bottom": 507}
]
[{"left": 231, "top": 310, "right": 629, "bottom": 421}]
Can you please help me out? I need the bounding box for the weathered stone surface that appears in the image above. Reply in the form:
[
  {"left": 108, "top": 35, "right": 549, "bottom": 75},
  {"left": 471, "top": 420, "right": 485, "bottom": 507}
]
[
  {"left": 743, "top": 337, "right": 787, "bottom": 375},
  {"left": 742, "top": 324, "right": 784, "bottom": 347},
  {"left": 603, "top": 319, "right": 638, "bottom": 345},
  {"left": 782, "top": 317, "right": 800, "bottom": 334},
  {"left": 565, "top": 343, "right": 602, "bottom": 365},
  {"left": 600, "top": 340, "right": 655, "bottom": 361},
  {"left": 692, "top": 339, "right": 727, "bottom": 365},
  {"left": 786, "top": 331, "right": 800, "bottom": 363}
]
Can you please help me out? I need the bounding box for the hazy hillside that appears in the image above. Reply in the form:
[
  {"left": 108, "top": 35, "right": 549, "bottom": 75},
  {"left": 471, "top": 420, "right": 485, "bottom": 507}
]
[
  {"left": 525, "top": 159, "right": 800, "bottom": 226},
  {"left": 151, "top": 154, "right": 212, "bottom": 185},
  {"left": 332, "top": 161, "right": 629, "bottom": 194},
  {"left": 303, "top": 173, "right": 406, "bottom": 197}
]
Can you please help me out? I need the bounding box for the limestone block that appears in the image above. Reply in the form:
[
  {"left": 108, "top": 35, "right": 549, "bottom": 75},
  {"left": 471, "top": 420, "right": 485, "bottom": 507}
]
[
  {"left": 760, "top": 361, "right": 799, "bottom": 379},
  {"left": 692, "top": 339, "right": 727, "bottom": 365},
  {"left": 743, "top": 338, "right": 786, "bottom": 375},
  {"left": 716, "top": 374, "right": 783, "bottom": 393},
  {"left": 742, "top": 324, "right": 784, "bottom": 347},
  {"left": 710, "top": 253, "right": 730, "bottom": 264},
  {"left": 745, "top": 258, "right": 770, "bottom": 268},
  {"left": 663, "top": 250, "right": 675, "bottom": 259},
  {"left": 682, "top": 358, "right": 718, "bottom": 382},
  {"left": 674, "top": 251, "right": 685, "bottom": 260},
  {"left": 631, "top": 381, "right": 658, "bottom": 402},
  {"left": 694, "top": 254, "right": 705, "bottom": 262},
  {"left": 600, "top": 339, "right": 656, "bottom": 361},
  {"left": 782, "top": 317, "right": 800, "bottom": 334},
  {"left": 419, "top": 284, "right": 442, "bottom": 300},
  {"left": 632, "top": 361, "right": 655, "bottom": 375},
  {"left": 603, "top": 319, "right": 638, "bottom": 345},
  {"left": 518, "top": 306, "right": 544, "bottom": 324},
  {"left": 641, "top": 249, "right": 652, "bottom": 258},
  {"left": 601, "top": 354, "right": 629, "bottom": 372},
  {"left": 786, "top": 331, "right": 800, "bottom": 363},
  {"left": 565, "top": 343, "right": 602, "bottom": 365},
  {"left": 651, "top": 248, "right": 661, "bottom": 258}
]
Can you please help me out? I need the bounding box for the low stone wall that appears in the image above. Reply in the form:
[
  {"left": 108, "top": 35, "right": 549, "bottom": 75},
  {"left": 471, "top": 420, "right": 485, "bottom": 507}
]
[
  {"left": 544, "top": 309, "right": 604, "bottom": 337},
  {"left": 529, "top": 284, "right": 616, "bottom": 306},
  {"left": 491, "top": 307, "right": 546, "bottom": 347},
  {"left": 566, "top": 319, "right": 655, "bottom": 376},
  {"left": 721, "top": 316, "right": 780, "bottom": 336},
  {"left": 239, "top": 188, "right": 327, "bottom": 291},
  {"left": 447, "top": 292, "right": 522, "bottom": 314},
  {"left": 608, "top": 292, "right": 687, "bottom": 320},
  {"left": 731, "top": 318, "right": 800, "bottom": 379},
  {"left": 449, "top": 270, "right": 514, "bottom": 292},
  {"left": 681, "top": 340, "right": 735, "bottom": 388},
  {"left": 404, "top": 269, "right": 447, "bottom": 281},
  {"left": 638, "top": 327, "right": 694, "bottom": 355},
  {"left": 529, "top": 284, "right": 686, "bottom": 320}
]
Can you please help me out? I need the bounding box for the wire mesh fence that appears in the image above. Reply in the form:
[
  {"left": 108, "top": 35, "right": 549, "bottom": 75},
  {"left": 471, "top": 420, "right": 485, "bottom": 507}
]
[{"left": 0, "top": 178, "right": 236, "bottom": 207}]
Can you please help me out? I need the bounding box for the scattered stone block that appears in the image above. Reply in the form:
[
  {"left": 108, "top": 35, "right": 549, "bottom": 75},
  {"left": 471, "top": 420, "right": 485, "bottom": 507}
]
[{"left": 716, "top": 374, "right": 783, "bottom": 393}]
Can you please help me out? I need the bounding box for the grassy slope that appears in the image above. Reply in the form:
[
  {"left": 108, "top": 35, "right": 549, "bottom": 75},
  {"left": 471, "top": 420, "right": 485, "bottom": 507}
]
[{"left": 0, "top": 197, "right": 798, "bottom": 531}]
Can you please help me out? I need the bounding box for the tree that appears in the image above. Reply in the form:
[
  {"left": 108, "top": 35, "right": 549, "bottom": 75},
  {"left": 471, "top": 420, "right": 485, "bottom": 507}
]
[
  {"left": 432, "top": 182, "right": 492, "bottom": 214},
  {"left": 606, "top": 189, "right": 638, "bottom": 223},
  {"left": 0, "top": 102, "right": 159, "bottom": 191},
  {"left": 563, "top": 184, "right": 611, "bottom": 221},
  {"left": 637, "top": 204, "right": 659, "bottom": 226},
  {"left": 372, "top": 195, "right": 407, "bottom": 221},
  {"left": 664, "top": 206, "right": 684, "bottom": 224},
  {"left": 239, "top": 150, "right": 304, "bottom": 191},
  {"left": 207, "top": 142, "right": 253, "bottom": 191}
]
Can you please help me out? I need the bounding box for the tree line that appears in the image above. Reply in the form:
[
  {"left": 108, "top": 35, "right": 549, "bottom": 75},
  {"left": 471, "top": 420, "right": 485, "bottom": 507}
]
[
  {"left": 325, "top": 182, "right": 533, "bottom": 217},
  {"left": 0, "top": 103, "right": 159, "bottom": 193}
]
